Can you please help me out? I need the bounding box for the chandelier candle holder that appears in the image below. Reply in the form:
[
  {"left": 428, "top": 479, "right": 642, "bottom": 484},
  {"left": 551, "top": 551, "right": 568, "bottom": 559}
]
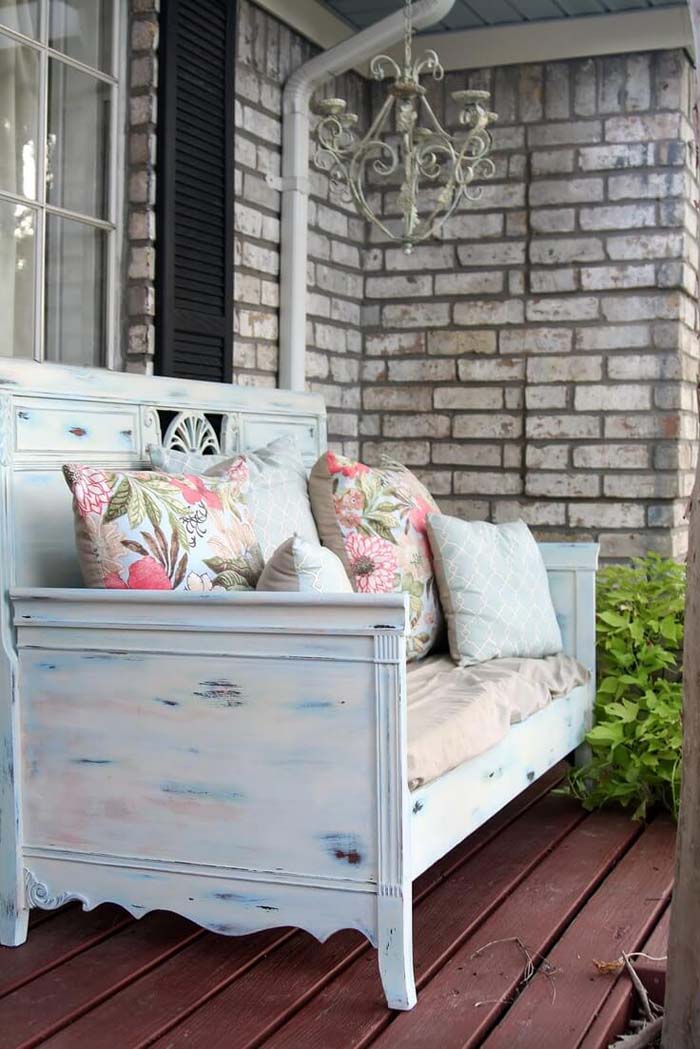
[{"left": 311, "top": 0, "right": 498, "bottom": 254}]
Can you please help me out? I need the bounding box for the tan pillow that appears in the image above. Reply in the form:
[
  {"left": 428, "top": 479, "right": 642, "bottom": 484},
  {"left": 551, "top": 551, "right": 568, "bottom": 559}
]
[{"left": 257, "top": 536, "right": 352, "bottom": 594}]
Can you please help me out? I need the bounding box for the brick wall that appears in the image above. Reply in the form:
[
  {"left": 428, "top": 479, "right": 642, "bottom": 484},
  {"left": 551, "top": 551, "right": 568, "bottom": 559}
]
[
  {"left": 125, "top": 0, "right": 368, "bottom": 453},
  {"left": 360, "top": 52, "right": 699, "bottom": 559},
  {"left": 123, "top": 2, "right": 699, "bottom": 558}
]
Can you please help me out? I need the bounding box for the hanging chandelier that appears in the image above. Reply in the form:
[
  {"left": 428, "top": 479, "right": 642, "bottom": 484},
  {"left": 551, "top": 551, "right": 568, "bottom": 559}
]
[{"left": 311, "top": 0, "right": 498, "bottom": 255}]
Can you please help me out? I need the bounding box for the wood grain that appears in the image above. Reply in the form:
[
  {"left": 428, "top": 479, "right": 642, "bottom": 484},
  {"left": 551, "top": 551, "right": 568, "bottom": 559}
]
[
  {"left": 256, "top": 795, "right": 586, "bottom": 1049},
  {"left": 372, "top": 810, "right": 641, "bottom": 1049},
  {"left": 481, "top": 817, "right": 676, "bottom": 1049}
]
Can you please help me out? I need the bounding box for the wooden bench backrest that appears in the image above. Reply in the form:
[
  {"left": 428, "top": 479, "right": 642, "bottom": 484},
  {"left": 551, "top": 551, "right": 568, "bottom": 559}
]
[{"left": 0, "top": 360, "right": 327, "bottom": 592}]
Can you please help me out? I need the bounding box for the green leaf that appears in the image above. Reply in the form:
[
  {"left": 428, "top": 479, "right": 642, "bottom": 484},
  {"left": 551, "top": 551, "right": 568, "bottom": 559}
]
[{"left": 104, "top": 478, "right": 131, "bottom": 523}]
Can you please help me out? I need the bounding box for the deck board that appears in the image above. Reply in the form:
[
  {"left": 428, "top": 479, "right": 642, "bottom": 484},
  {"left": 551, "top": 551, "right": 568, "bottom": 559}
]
[
  {"left": 481, "top": 816, "right": 675, "bottom": 1049},
  {"left": 0, "top": 771, "right": 673, "bottom": 1049}
]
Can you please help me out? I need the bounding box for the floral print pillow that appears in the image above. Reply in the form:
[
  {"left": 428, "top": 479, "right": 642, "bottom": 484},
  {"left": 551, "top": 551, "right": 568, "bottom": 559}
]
[
  {"left": 63, "top": 464, "right": 263, "bottom": 592},
  {"left": 309, "top": 452, "right": 443, "bottom": 660}
]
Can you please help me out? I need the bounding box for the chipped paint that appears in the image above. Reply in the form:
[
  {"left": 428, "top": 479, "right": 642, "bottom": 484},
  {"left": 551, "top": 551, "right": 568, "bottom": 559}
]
[
  {"left": 322, "top": 834, "right": 364, "bottom": 866},
  {"left": 68, "top": 426, "right": 88, "bottom": 438}
]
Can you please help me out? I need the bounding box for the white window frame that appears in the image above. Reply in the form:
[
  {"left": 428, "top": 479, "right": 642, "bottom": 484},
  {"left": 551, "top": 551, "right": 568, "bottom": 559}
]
[{"left": 0, "top": 0, "right": 127, "bottom": 368}]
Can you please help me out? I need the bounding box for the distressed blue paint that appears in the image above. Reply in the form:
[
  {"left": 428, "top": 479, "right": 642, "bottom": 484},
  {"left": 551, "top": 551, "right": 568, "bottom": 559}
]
[
  {"left": 160, "top": 781, "right": 244, "bottom": 803},
  {"left": 295, "top": 700, "right": 334, "bottom": 711},
  {"left": 72, "top": 758, "right": 114, "bottom": 766},
  {"left": 153, "top": 697, "right": 180, "bottom": 707}
]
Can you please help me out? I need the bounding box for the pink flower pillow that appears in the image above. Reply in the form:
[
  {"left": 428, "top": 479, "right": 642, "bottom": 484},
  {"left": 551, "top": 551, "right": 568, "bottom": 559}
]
[
  {"left": 63, "top": 464, "right": 263, "bottom": 591},
  {"left": 309, "top": 452, "right": 443, "bottom": 660}
]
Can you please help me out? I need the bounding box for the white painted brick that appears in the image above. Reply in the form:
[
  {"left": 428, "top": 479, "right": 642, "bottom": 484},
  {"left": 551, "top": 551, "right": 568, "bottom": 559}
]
[
  {"left": 608, "top": 172, "right": 683, "bottom": 201},
  {"left": 530, "top": 208, "right": 575, "bottom": 233},
  {"left": 363, "top": 386, "right": 433, "bottom": 411},
  {"left": 531, "top": 149, "right": 575, "bottom": 175},
  {"left": 364, "top": 331, "right": 425, "bottom": 356},
  {"left": 601, "top": 293, "right": 679, "bottom": 322},
  {"left": 492, "top": 500, "right": 567, "bottom": 526},
  {"left": 579, "top": 203, "right": 656, "bottom": 230},
  {"left": 432, "top": 444, "right": 502, "bottom": 467},
  {"left": 362, "top": 440, "right": 430, "bottom": 465},
  {"left": 527, "top": 414, "right": 601, "bottom": 439},
  {"left": 527, "top": 355, "right": 602, "bottom": 382},
  {"left": 525, "top": 385, "right": 568, "bottom": 409},
  {"left": 387, "top": 359, "right": 456, "bottom": 382},
  {"left": 576, "top": 324, "right": 649, "bottom": 350},
  {"left": 433, "top": 387, "right": 504, "bottom": 410},
  {"left": 573, "top": 444, "right": 649, "bottom": 469},
  {"left": 454, "top": 472, "right": 523, "bottom": 496},
  {"left": 530, "top": 237, "right": 604, "bottom": 264},
  {"left": 604, "top": 413, "right": 681, "bottom": 439},
  {"left": 577, "top": 143, "right": 649, "bottom": 171},
  {"left": 382, "top": 303, "right": 451, "bottom": 328},
  {"left": 526, "top": 444, "right": 570, "bottom": 469},
  {"left": 604, "top": 473, "right": 681, "bottom": 498},
  {"left": 527, "top": 472, "right": 600, "bottom": 497},
  {"left": 457, "top": 242, "right": 526, "bottom": 266},
  {"left": 606, "top": 232, "right": 683, "bottom": 260},
  {"left": 529, "top": 177, "right": 603, "bottom": 205},
  {"left": 440, "top": 213, "right": 504, "bottom": 240},
  {"left": 527, "top": 296, "right": 599, "bottom": 322},
  {"left": 581, "top": 264, "right": 656, "bottom": 290},
  {"left": 384, "top": 414, "right": 450, "bottom": 438},
  {"left": 365, "top": 275, "right": 432, "bottom": 298},
  {"left": 453, "top": 414, "right": 523, "bottom": 439},
  {"left": 575, "top": 383, "right": 651, "bottom": 411},
  {"left": 453, "top": 300, "right": 525, "bottom": 326},
  {"left": 384, "top": 244, "right": 455, "bottom": 271},
  {"left": 530, "top": 268, "right": 577, "bottom": 293},
  {"left": 459, "top": 357, "right": 525, "bottom": 382},
  {"left": 605, "top": 113, "right": 681, "bottom": 142},
  {"left": 500, "top": 328, "right": 573, "bottom": 354},
  {"left": 428, "top": 330, "right": 497, "bottom": 356},
  {"left": 608, "top": 353, "right": 681, "bottom": 381},
  {"left": 569, "top": 502, "right": 646, "bottom": 529},
  {"left": 435, "top": 272, "right": 504, "bottom": 295},
  {"left": 528, "top": 120, "right": 602, "bottom": 146}
]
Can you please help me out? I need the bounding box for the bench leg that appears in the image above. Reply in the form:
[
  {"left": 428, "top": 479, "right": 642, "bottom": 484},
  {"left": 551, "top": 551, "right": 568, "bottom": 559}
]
[
  {"left": 378, "top": 891, "right": 417, "bottom": 1011},
  {"left": 0, "top": 906, "right": 29, "bottom": 947}
]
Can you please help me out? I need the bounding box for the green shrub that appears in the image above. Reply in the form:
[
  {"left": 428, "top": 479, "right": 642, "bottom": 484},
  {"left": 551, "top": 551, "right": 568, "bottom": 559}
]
[{"left": 566, "top": 552, "right": 684, "bottom": 820}]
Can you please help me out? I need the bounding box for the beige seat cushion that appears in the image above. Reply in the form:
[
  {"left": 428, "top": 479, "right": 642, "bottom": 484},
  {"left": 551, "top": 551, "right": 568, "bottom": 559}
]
[{"left": 407, "top": 652, "right": 589, "bottom": 790}]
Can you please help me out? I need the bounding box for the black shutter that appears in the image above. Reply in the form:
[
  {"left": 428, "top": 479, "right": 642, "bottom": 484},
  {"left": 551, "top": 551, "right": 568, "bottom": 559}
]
[{"left": 155, "top": 0, "right": 235, "bottom": 383}]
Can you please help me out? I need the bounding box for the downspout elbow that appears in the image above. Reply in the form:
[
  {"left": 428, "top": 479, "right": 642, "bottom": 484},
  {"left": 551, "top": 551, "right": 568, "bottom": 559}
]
[{"left": 278, "top": 0, "right": 457, "bottom": 391}]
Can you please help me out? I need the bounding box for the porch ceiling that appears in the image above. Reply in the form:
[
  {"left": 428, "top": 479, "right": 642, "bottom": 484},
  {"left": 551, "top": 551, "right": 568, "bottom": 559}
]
[{"left": 318, "top": 0, "right": 686, "bottom": 32}]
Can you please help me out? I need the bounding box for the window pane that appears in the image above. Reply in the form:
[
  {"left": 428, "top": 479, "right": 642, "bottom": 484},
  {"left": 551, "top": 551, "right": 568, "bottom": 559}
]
[
  {"left": 45, "top": 214, "right": 105, "bottom": 365},
  {"left": 0, "top": 198, "right": 35, "bottom": 358},
  {"left": 0, "top": 0, "right": 39, "bottom": 40},
  {"left": 0, "top": 34, "right": 39, "bottom": 198},
  {"left": 49, "top": 0, "right": 112, "bottom": 74},
  {"left": 47, "top": 57, "right": 110, "bottom": 219}
]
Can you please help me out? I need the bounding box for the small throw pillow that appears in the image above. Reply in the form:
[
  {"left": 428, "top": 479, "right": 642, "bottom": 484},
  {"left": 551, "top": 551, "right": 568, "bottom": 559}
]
[
  {"left": 150, "top": 434, "right": 319, "bottom": 560},
  {"left": 63, "top": 464, "right": 263, "bottom": 591},
  {"left": 257, "top": 536, "right": 353, "bottom": 594},
  {"left": 308, "top": 451, "right": 442, "bottom": 660},
  {"left": 426, "top": 515, "right": 563, "bottom": 666}
]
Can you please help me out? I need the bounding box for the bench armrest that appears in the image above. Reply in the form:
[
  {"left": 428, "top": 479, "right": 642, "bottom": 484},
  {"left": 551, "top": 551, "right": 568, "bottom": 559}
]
[{"left": 537, "top": 542, "right": 599, "bottom": 675}]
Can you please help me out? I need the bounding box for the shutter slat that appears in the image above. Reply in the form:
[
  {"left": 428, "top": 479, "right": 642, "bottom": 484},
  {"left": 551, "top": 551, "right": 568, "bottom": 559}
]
[{"left": 156, "top": 0, "right": 235, "bottom": 384}]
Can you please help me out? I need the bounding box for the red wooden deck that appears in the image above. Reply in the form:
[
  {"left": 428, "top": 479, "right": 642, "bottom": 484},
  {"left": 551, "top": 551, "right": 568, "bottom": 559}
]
[{"left": 0, "top": 765, "right": 673, "bottom": 1049}]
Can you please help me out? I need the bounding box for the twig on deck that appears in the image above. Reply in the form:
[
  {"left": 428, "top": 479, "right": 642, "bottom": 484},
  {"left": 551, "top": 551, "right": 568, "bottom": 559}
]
[{"left": 471, "top": 936, "right": 559, "bottom": 1007}]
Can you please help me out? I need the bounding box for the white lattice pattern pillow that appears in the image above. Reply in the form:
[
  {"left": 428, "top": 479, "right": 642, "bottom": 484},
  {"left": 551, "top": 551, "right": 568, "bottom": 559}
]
[{"left": 427, "top": 515, "right": 563, "bottom": 666}]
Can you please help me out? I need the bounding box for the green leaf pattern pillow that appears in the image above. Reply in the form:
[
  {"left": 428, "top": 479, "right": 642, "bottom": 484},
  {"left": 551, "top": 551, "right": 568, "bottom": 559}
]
[
  {"left": 309, "top": 451, "right": 443, "bottom": 660},
  {"left": 63, "top": 464, "right": 263, "bottom": 591}
]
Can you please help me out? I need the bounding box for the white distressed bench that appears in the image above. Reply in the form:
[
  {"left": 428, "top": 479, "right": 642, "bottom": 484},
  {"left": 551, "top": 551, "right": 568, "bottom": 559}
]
[{"left": 0, "top": 359, "right": 598, "bottom": 1010}]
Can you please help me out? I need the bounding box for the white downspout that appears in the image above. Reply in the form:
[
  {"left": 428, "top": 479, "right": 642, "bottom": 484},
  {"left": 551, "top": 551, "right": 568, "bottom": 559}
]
[{"left": 278, "top": 0, "right": 458, "bottom": 391}]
